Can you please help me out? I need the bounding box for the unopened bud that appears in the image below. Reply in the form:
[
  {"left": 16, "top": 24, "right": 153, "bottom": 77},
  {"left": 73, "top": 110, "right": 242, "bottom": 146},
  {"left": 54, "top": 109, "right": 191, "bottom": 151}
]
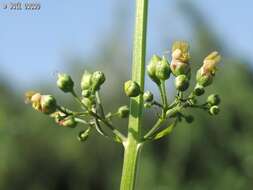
[
  {"left": 40, "top": 95, "right": 57, "bottom": 114},
  {"left": 155, "top": 56, "right": 170, "bottom": 80},
  {"left": 207, "top": 94, "right": 221, "bottom": 106},
  {"left": 147, "top": 55, "right": 161, "bottom": 84},
  {"left": 194, "top": 84, "right": 205, "bottom": 96},
  {"left": 78, "top": 128, "right": 91, "bottom": 142},
  {"left": 91, "top": 71, "right": 106, "bottom": 92},
  {"left": 175, "top": 75, "right": 189, "bottom": 91},
  {"left": 57, "top": 73, "right": 74, "bottom": 93},
  {"left": 81, "top": 70, "right": 92, "bottom": 90},
  {"left": 143, "top": 91, "right": 153, "bottom": 102},
  {"left": 124, "top": 80, "right": 141, "bottom": 97},
  {"left": 209, "top": 105, "right": 220, "bottom": 115},
  {"left": 117, "top": 105, "right": 129, "bottom": 118}
]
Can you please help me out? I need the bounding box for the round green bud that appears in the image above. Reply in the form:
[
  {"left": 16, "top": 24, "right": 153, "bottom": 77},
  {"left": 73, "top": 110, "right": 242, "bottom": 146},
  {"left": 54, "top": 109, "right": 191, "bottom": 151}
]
[
  {"left": 91, "top": 71, "right": 106, "bottom": 92},
  {"left": 147, "top": 55, "right": 161, "bottom": 84},
  {"left": 175, "top": 75, "right": 189, "bottom": 91},
  {"left": 196, "top": 69, "right": 213, "bottom": 87},
  {"left": 207, "top": 94, "right": 221, "bottom": 106},
  {"left": 40, "top": 95, "right": 57, "bottom": 114},
  {"left": 118, "top": 105, "right": 129, "bottom": 118},
  {"left": 81, "top": 70, "right": 92, "bottom": 90},
  {"left": 78, "top": 128, "right": 91, "bottom": 142},
  {"left": 155, "top": 56, "right": 170, "bottom": 80},
  {"left": 194, "top": 84, "right": 205, "bottom": 96},
  {"left": 170, "top": 61, "right": 190, "bottom": 77},
  {"left": 185, "top": 115, "right": 194, "bottom": 123},
  {"left": 60, "top": 116, "right": 77, "bottom": 128},
  {"left": 209, "top": 105, "right": 220, "bottom": 115},
  {"left": 57, "top": 73, "right": 74, "bottom": 93},
  {"left": 143, "top": 91, "right": 153, "bottom": 102},
  {"left": 124, "top": 80, "right": 141, "bottom": 97},
  {"left": 82, "top": 90, "right": 91, "bottom": 98}
]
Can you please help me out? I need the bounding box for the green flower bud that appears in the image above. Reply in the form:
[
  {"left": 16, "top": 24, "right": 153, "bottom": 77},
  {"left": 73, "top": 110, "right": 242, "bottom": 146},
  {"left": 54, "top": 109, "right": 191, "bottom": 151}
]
[
  {"left": 40, "top": 95, "right": 57, "bottom": 114},
  {"left": 124, "top": 80, "right": 141, "bottom": 97},
  {"left": 155, "top": 56, "right": 170, "bottom": 80},
  {"left": 209, "top": 105, "right": 220, "bottom": 115},
  {"left": 57, "top": 73, "right": 74, "bottom": 93},
  {"left": 194, "top": 84, "right": 205, "bottom": 96},
  {"left": 82, "top": 90, "right": 91, "bottom": 97},
  {"left": 175, "top": 75, "right": 189, "bottom": 91},
  {"left": 78, "top": 128, "right": 91, "bottom": 142},
  {"left": 91, "top": 71, "right": 106, "bottom": 92},
  {"left": 59, "top": 116, "right": 77, "bottom": 128},
  {"left": 185, "top": 115, "right": 194, "bottom": 123},
  {"left": 147, "top": 55, "right": 161, "bottom": 84},
  {"left": 143, "top": 91, "right": 153, "bottom": 102},
  {"left": 207, "top": 94, "right": 221, "bottom": 106},
  {"left": 196, "top": 69, "right": 213, "bottom": 87},
  {"left": 81, "top": 70, "right": 92, "bottom": 90},
  {"left": 170, "top": 60, "right": 190, "bottom": 76},
  {"left": 117, "top": 105, "right": 129, "bottom": 118}
]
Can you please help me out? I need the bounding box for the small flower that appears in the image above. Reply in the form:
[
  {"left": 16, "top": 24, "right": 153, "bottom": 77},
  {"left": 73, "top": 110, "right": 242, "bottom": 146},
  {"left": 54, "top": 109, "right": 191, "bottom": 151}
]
[
  {"left": 170, "top": 41, "right": 191, "bottom": 76},
  {"left": 25, "top": 91, "right": 57, "bottom": 114},
  {"left": 124, "top": 80, "right": 141, "bottom": 97},
  {"left": 91, "top": 71, "right": 106, "bottom": 92},
  {"left": 58, "top": 116, "right": 77, "bottom": 128},
  {"left": 196, "top": 51, "right": 221, "bottom": 87},
  {"left": 57, "top": 73, "right": 74, "bottom": 93},
  {"left": 117, "top": 105, "right": 130, "bottom": 118},
  {"left": 147, "top": 55, "right": 162, "bottom": 84},
  {"left": 143, "top": 91, "right": 153, "bottom": 102},
  {"left": 209, "top": 105, "right": 220, "bottom": 115},
  {"left": 81, "top": 70, "right": 92, "bottom": 90},
  {"left": 207, "top": 94, "right": 221, "bottom": 106},
  {"left": 175, "top": 75, "right": 189, "bottom": 91}
]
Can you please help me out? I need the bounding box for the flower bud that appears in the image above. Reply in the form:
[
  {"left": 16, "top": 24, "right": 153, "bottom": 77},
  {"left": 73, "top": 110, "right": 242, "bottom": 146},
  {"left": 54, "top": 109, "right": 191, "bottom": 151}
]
[
  {"left": 59, "top": 116, "right": 77, "bottom": 128},
  {"left": 117, "top": 105, "right": 129, "bottom": 118},
  {"left": 194, "top": 84, "right": 205, "bottom": 96},
  {"left": 40, "top": 95, "right": 57, "bottom": 114},
  {"left": 57, "top": 73, "right": 74, "bottom": 93},
  {"left": 82, "top": 90, "right": 91, "bottom": 97},
  {"left": 170, "top": 41, "right": 191, "bottom": 76},
  {"left": 155, "top": 56, "right": 170, "bottom": 80},
  {"left": 124, "top": 80, "right": 141, "bottom": 97},
  {"left": 91, "top": 71, "right": 106, "bottom": 92},
  {"left": 175, "top": 75, "right": 189, "bottom": 91},
  {"left": 209, "top": 105, "right": 220, "bottom": 115},
  {"left": 147, "top": 55, "right": 161, "bottom": 84},
  {"left": 143, "top": 91, "right": 153, "bottom": 102},
  {"left": 207, "top": 94, "right": 221, "bottom": 106},
  {"left": 81, "top": 70, "right": 92, "bottom": 90},
  {"left": 78, "top": 128, "right": 91, "bottom": 142},
  {"left": 196, "top": 51, "right": 221, "bottom": 87}
]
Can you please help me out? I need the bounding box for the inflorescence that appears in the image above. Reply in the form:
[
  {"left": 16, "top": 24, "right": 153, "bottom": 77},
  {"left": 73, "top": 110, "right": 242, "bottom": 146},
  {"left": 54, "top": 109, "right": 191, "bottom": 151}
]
[{"left": 25, "top": 41, "right": 221, "bottom": 143}]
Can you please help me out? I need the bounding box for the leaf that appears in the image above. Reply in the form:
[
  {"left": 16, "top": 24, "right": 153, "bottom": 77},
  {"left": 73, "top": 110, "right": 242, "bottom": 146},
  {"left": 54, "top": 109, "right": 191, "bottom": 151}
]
[{"left": 152, "top": 120, "right": 178, "bottom": 140}]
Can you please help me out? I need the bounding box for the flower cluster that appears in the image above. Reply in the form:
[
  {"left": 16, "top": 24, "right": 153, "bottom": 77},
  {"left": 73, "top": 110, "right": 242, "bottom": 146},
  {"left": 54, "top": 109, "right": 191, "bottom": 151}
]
[{"left": 26, "top": 41, "right": 221, "bottom": 143}]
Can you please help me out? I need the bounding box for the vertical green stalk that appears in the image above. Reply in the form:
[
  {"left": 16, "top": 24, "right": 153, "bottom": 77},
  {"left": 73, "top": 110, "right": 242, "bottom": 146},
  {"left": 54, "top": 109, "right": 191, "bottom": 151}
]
[{"left": 120, "top": 0, "right": 148, "bottom": 190}]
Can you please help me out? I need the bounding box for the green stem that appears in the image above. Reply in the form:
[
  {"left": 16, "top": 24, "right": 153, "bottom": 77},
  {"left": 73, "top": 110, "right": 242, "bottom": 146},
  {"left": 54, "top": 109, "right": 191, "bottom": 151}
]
[{"left": 120, "top": 0, "right": 148, "bottom": 190}]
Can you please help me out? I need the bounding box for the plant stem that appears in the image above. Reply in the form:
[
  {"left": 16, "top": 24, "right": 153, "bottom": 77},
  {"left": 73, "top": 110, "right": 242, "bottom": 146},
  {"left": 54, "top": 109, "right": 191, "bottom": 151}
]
[{"left": 120, "top": 0, "right": 148, "bottom": 190}]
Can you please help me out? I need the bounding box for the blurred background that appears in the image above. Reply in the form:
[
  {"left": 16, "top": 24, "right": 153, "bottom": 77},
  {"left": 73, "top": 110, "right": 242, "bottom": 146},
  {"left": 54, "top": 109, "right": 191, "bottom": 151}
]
[{"left": 1, "top": 0, "right": 253, "bottom": 189}]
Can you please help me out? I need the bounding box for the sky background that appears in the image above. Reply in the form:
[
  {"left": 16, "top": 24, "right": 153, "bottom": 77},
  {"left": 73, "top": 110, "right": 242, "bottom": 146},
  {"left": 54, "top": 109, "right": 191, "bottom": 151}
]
[{"left": 0, "top": 0, "right": 252, "bottom": 91}]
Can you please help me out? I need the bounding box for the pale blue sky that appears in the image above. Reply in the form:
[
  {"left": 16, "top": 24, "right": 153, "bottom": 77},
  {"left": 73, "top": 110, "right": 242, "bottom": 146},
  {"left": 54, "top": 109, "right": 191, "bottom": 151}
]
[{"left": 0, "top": 0, "right": 252, "bottom": 90}]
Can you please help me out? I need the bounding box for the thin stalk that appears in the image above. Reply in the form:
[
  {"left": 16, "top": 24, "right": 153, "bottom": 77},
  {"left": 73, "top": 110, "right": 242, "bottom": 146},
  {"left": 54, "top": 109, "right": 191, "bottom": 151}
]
[{"left": 120, "top": 0, "right": 148, "bottom": 190}]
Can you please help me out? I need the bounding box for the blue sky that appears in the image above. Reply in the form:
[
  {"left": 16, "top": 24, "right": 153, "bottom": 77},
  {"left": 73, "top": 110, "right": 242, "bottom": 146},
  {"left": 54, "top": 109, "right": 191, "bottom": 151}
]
[{"left": 0, "top": 0, "right": 252, "bottom": 90}]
